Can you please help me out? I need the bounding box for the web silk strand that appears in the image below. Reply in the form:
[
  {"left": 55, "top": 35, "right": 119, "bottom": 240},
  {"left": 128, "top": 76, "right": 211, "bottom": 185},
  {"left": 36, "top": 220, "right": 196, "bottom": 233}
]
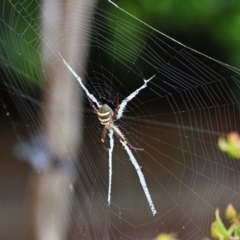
[
  {"left": 108, "top": 130, "right": 114, "bottom": 205},
  {"left": 108, "top": 0, "right": 240, "bottom": 74},
  {"left": 117, "top": 75, "right": 155, "bottom": 119},
  {"left": 58, "top": 52, "right": 101, "bottom": 108},
  {"left": 122, "top": 143, "right": 157, "bottom": 216},
  {"left": 114, "top": 126, "right": 157, "bottom": 215}
]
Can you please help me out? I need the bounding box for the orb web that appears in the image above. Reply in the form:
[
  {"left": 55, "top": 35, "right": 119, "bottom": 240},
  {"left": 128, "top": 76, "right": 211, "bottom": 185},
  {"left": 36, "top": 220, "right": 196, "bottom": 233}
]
[{"left": 1, "top": 1, "right": 240, "bottom": 240}]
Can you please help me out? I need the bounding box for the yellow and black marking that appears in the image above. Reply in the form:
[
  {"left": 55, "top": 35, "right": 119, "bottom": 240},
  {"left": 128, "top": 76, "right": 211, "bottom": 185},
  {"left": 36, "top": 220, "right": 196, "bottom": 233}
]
[
  {"left": 97, "top": 104, "right": 113, "bottom": 125},
  {"left": 97, "top": 111, "right": 110, "bottom": 117}
]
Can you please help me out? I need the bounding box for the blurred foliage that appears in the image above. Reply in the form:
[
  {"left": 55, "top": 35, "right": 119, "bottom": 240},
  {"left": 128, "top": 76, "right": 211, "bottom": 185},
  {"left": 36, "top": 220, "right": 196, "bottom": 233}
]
[
  {"left": 104, "top": 0, "right": 240, "bottom": 66},
  {"left": 0, "top": 0, "right": 41, "bottom": 89},
  {"left": 155, "top": 205, "right": 240, "bottom": 240},
  {"left": 155, "top": 233, "right": 176, "bottom": 240},
  {"left": 211, "top": 204, "right": 240, "bottom": 240},
  {"left": 1, "top": 0, "right": 240, "bottom": 88},
  {"left": 218, "top": 132, "right": 240, "bottom": 159}
]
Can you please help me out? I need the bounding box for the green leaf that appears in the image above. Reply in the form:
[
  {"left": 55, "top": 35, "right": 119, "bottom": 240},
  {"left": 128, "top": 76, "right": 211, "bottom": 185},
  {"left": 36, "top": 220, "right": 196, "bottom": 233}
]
[{"left": 215, "top": 208, "right": 231, "bottom": 238}]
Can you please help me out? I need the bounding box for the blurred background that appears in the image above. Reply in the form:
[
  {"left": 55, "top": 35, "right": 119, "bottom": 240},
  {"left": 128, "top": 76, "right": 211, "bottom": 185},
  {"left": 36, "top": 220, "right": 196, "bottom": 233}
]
[{"left": 1, "top": 0, "right": 240, "bottom": 239}]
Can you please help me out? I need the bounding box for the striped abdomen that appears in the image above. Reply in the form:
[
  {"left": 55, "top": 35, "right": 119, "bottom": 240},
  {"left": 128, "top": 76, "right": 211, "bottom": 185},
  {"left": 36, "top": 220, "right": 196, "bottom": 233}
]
[{"left": 97, "top": 104, "right": 113, "bottom": 125}]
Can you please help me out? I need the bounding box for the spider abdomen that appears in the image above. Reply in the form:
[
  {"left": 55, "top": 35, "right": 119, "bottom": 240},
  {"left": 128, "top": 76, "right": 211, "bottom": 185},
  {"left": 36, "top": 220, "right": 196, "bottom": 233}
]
[{"left": 97, "top": 104, "right": 113, "bottom": 125}]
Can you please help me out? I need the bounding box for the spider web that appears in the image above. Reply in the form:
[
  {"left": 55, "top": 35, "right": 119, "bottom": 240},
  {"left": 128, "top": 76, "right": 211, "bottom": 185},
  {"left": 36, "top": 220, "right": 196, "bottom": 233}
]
[{"left": 1, "top": 1, "right": 240, "bottom": 240}]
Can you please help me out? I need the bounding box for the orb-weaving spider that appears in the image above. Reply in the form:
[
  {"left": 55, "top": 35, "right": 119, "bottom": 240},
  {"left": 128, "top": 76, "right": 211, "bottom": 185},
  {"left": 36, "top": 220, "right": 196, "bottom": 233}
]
[
  {"left": 87, "top": 94, "right": 143, "bottom": 151},
  {"left": 58, "top": 52, "right": 156, "bottom": 215}
]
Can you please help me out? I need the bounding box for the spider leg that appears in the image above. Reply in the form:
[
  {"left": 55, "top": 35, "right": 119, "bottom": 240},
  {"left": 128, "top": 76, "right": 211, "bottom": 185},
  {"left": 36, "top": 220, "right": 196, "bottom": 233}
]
[
  {"left": 112, "top": 93, "right": 119, "bottom": 122},
  {"left": 111, "top": 125, "right": 144, "bottom": 151},
  {"left": 101, "top": 126, "right": 108, "bottom": 150},
  {"left": 86, "top": 94, "right": 98, "bottom": 113}
]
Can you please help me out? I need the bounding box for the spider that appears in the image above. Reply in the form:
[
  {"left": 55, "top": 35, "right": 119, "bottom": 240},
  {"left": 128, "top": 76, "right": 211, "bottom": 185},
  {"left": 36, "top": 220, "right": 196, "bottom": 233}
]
[
  {"left": 58, "top": 52, "right": 156, "bottom": 215},
  {"left": 87, "top": 94, "right": 144, "bottom": 151}
]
